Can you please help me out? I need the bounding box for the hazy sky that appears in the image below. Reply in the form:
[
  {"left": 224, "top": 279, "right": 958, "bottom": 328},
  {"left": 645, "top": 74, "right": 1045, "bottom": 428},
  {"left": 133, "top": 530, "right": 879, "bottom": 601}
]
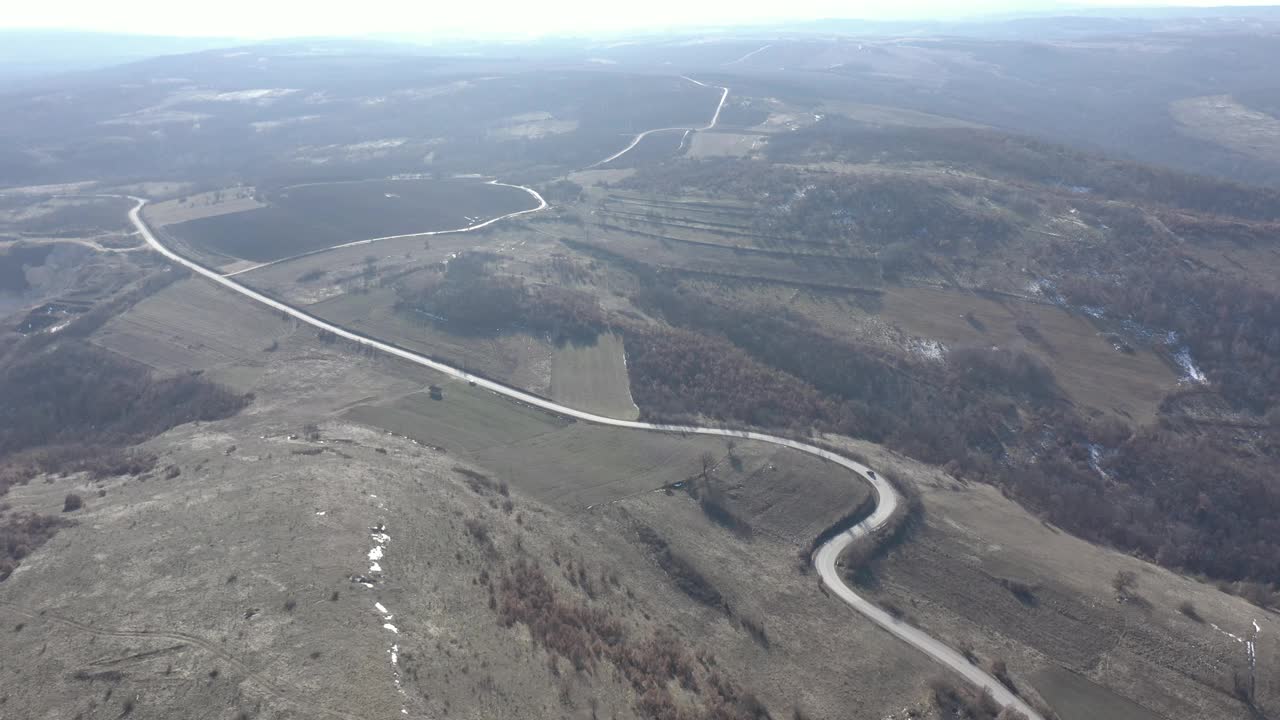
[{"left": 4, "top": 0, "right": 1276, "bottom": 38}]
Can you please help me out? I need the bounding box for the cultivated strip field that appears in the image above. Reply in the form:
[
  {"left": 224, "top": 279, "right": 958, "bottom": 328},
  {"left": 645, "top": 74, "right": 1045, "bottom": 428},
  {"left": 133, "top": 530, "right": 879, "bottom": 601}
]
[
  {"left": 549, "top": 332, "right": 639, "bottom": 420},
  {"left": 93, "top": 279, "right": 294, "bottom": 372}
]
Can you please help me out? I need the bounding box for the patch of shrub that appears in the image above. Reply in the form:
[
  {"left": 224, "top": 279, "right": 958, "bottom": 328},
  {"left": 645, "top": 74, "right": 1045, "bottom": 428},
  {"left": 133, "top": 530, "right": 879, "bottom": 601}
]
[
  {"left": 454, "top": 466, "right": 502, "bottom": 496},
  {"left": 395, "top": 252, "right": 606, "bottom": 345},
  {"left": 496, "top": 558, "right": 775, "bottom": 720},
  {"left": 62, "top": 493, "right": 83, "bottom": 513},
  {"left": 1, "top": 512, "right": 68, "bottom": 581},
  {"left": 689, "top": 480, "right": 752, "bottom": 538},
  {"left": 464, "top": 517, "right": 496, "bottom": 555},
  {"left": 990, "top": 659, "right": 1018, "bottom": 694},
  {"left": 996, "top": 577, "right": 1040, "bottom": 606},
  {"left": 931, "top": 678, "right": 1003, "bottom": 720},
  {"left": 739, "top": 614, "right": 769, "bottom": 648},
  {"left": 1178, "top": 600, "right": 1203, "bottom": 622}
]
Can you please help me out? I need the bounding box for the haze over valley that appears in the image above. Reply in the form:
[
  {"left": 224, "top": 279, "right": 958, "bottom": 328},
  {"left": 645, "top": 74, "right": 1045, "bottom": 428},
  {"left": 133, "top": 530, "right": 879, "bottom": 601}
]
[{"left": 2, "top": 5, "right": 1280, "bottom": 720}]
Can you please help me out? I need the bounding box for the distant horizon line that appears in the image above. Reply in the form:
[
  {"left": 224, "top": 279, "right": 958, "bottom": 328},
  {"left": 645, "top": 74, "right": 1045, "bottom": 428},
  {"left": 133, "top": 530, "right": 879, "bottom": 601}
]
[{"left": 4, "top": 3, "right": 1280, "bottom": 42}]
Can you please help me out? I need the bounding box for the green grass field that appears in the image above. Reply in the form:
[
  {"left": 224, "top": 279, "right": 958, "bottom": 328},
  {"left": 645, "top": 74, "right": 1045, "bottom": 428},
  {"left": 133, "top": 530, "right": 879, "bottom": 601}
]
[
  {"left": 1032, "top": 668, "right": 1165, "bottom": 720},
  {"left": 549, "top": 332, "right": 639, "bottom": 420},
  {"left": 343, "top": 381, "right": 866, "bottom": 520}
]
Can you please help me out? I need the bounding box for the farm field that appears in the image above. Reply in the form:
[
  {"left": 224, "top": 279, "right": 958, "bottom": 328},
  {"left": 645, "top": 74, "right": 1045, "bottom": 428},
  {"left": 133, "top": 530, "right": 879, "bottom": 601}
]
[
  {"left": 343, "top": 381, "right": 869, "bottom": 517},
  {"left": 1169, "top": 95, "right": 1280, "bottom": 165},
  {"left": 875, "top": 286, "right": 1180, "bottom": 424},
  {"left": 557, "top": 182, "right": 1179, "bottom": 424},
  {"left": 1032, "top": 668, "right": 1164, "bottom": 720},
  {"left": 143, "top": 187, "right": 264, "bottom": 227},
  {"left": 164, "top": 178, "right": 539, "bottom": 262},
  {"left": 688, "top": 131, "right": 767, "bottom": 158},
  {"left": 549, "top": 332, "right": 639, "bottom": 420},
  {"left": 0, "top": 194, "right": 134, "bottom": 238},
  {"left": 92, "top": 278, "right": 296, "bottom": 373},
  {"left": 567, "top": 223, "right": 882, "bottom": 290},
  {"left": 307, "top": 286, "right": 556, "bottom": 393}
]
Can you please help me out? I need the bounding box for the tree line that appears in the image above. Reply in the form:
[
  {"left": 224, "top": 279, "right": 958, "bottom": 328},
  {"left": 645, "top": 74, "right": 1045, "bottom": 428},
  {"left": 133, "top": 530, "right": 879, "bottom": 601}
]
[{"left": 0, "top": 339, "right": 251, "bottom": 581}]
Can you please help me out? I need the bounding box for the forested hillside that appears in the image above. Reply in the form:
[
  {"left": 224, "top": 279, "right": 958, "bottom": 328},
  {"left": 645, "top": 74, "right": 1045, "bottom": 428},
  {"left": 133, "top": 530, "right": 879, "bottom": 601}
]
[{"left": 570, "top": 120, "right": 1280, "bottom": 600}]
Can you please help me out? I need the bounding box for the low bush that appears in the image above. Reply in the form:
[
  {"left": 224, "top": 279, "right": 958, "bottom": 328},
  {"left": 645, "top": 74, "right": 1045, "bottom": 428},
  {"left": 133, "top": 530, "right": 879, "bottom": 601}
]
[
  {"left": 931, "top": 678, "right": 1003, "bottom": 720},
  {"left": 62, "top": 493, "right": 83, "bottom": 513},
  {"left": 1178, "top": 600, "right": 1203, "bottom": 622},
  {"left": 1, "top": 513, "right": 68, "bottom": 581}
]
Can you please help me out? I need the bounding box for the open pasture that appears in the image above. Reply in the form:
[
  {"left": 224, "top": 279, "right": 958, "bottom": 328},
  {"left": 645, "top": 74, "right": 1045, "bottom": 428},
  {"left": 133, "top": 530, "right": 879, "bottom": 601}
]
[{"left": 344, "top": 382, "right": 866, "bottom": 517}]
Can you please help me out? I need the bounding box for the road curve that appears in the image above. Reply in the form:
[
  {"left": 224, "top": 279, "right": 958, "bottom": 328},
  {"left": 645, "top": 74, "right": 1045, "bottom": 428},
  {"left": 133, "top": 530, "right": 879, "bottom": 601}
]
[
  {"left": 125, "top": 195, "right": 1045, "bottom": 720},
  {"left": 587, "top": 76, "right": 730, "bottom": 168},
  {"left": 225, "top": 180, "right": 547, "bottom": 278}
]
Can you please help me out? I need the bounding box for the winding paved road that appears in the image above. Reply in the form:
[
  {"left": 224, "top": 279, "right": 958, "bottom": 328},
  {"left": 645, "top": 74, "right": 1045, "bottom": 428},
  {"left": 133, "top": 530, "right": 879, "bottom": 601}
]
[
  {"left": 586, "top": 76, "right": 730, "bottom": 168},
  {"left": 125, "top": 193, "right": 1045, "bottom": 720}
]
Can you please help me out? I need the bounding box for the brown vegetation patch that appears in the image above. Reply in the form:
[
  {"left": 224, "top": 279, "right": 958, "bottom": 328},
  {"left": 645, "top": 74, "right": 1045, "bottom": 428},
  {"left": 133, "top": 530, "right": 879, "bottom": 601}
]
[
  {"left": 1, "top": 512, "right": 69, "bottom": 580},
  {"left": 496, "top": 557, "right": 772, "bottom": 720}
]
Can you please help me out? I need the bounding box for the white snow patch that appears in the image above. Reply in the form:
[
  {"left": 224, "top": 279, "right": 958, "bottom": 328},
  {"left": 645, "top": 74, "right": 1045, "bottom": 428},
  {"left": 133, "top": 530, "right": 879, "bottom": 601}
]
[
  {"left": 383, "top": 623, "right": 399, "bottom": 633},
  {"left": 911, "top": 338, "right": 947, "bottom": 362},
  {"left": 1088, "top": 444, "right": 1109, "bottom": 480},
  {"left": 251, "top": 115, "right": 319, "bottom": 132},
  {"left": 369, "top": 562, "right": 382, "bottom": 573},
  {"left": 369, "top": 545, "right": 385, "bottom": 562},
  {"left": 315, "top": 511, "right": 326, "bottom": 516},
  {"left": 208, "top": 88, "right": 297, "bottom": 102},
  {"left": 1173, "top": 347, "right": 1208, "bottom": 384},
  {"left": 1213, "top": 623, "right": 1245, "bottom": 643},
  {"left": 347, "top": 139, "right": 406, "bottom": 151},
  {"left": 375, "top": 602, "right": 389, "bottom": 614}
]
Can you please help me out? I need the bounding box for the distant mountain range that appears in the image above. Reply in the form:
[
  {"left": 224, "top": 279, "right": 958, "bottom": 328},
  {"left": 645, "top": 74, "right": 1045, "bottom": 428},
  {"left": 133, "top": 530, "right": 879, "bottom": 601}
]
[
  {"left": 5, "top": 5, "right": 1280, "bottom": 84},
  {"left": 0, "top": 30, "right": 238, "bottom": 84}
]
